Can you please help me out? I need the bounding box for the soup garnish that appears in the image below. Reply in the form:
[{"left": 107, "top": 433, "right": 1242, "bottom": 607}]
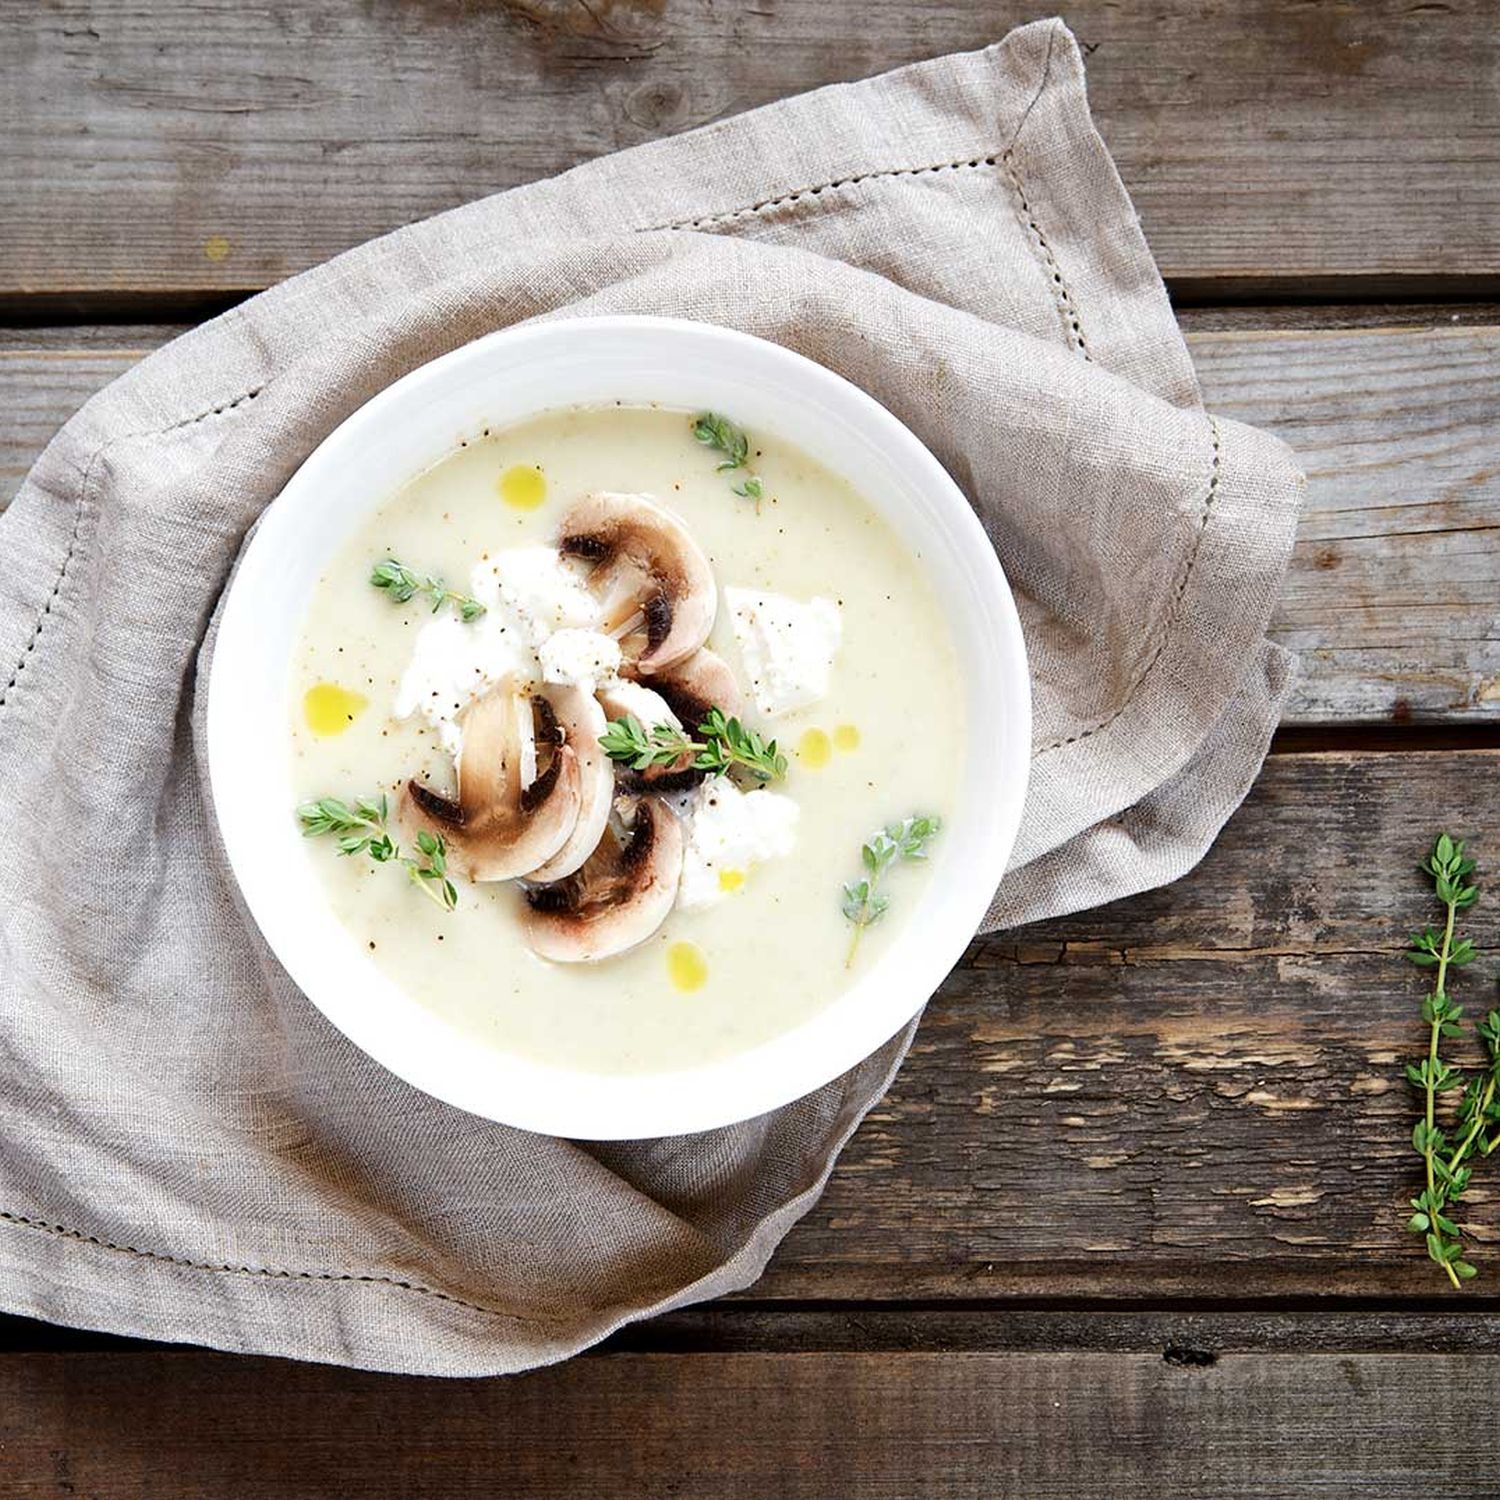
[
  {"left": 691, "top": 410, "right": 764, "bottom": 505},
  {"left": 841, "top": 815, "right": 943, "bottom": 967},
  {"left": 297, "top": 793, "right": 458, "bottom": 911},
  {"left": 599, "top": 708, "right": 787, "bottom": 784},
  {"left": 369, "top": 556, "right": 487, "bottom": 621},
  {"left": 289, "top": 402, "right": 963, "bottom": 1074}
]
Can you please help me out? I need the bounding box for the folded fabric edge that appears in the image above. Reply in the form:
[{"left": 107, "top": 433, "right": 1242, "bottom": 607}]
[
  {"left": 1004, "top": 411, "right": 1305, "bottom": 879},
  {"left": 1005, "top": 20, "right": 1203, "bottom": 411},
  {"left": 0, "top": 1021, "right": 917, "bottom": 1377},
  {"left": 987, "top": 639, "right": 1295, "bottom": 929}
]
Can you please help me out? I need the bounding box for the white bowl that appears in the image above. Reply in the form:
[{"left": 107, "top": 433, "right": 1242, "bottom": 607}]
[{"left": 207, "top": 315, "right": 1030, "bottom": 1139}]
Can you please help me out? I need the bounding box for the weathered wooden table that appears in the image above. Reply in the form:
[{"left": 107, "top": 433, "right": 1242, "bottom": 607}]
[{"left": 2, "top": 3, "right": 1498, "bottom": 1495}]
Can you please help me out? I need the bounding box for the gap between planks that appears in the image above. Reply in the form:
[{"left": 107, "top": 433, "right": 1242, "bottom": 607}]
[
  {"left": 4, "top": 299, "right": 1499, "bottom": 342},
  {"left": 6, "top": 1302, "right": 1500, "bottom": 1357},
  {"left": 3, "top": 286, "right": 1499, "bottom": 331}
]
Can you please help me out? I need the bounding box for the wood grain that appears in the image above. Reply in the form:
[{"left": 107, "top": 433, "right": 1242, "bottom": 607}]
[
  {"left": 1197, "top": 322, "right": 1500, "bottom": 723},
  {"left": 2, "top": 1347, "right": 1497, "bottom": 1499},
  {"left": 2, "top": 1, "right": 1497, "bottom": 303},
  {"left": 0, "top": 750, "right": 1490, "bottom": 1308},
  {"left": 753, "top": 748, "right": 1500, "bottom": 1300},
  {"left": 5, "top": 318, "right": 1496, "bottom": 723},
  {"left": 3, "top": 0, "right": 1497, "bottom": 1472}
]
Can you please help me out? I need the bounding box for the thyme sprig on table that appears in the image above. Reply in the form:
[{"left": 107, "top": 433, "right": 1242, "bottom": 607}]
[
  {"left": 296, "top": 793, "right": 458, "bottom": 911},
  {"left": 600, "top": 709, "right": 787, "bottom": 783},
  {"left": 1403, "top": 833, "right": 1497, "bottom": 1288},
  {"left": 841, "top": 815, "right": 942, "bottom": 968},
  {"left": 370, "top": 557, "right": 486, "bottom": 622},
  {"left": 691, "top": 412, "right": 765, "bottom": 506}
]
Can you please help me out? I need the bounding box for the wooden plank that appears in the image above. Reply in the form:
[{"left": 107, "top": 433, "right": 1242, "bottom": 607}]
[
  {"left": 0, "top": 346, "right": 139, "bottom": 506},
  {"left": 0, "top": 750, "right": 1492, "bottom": 1303},
  {"left": 1, "top": 1348, "right": 1497, "bottom": 1498},
  {"left": 753, "top": 747, "right": 1500, "bottom": 1300},
  {"left": 1198, "top": 322, "right": 1500, "bottom": 723},
  {"left": 2, "top": 1, "right": 1497, "bottom": 301},
  {"left": 4, "top": 318, "right": 1496, "bottom": 723}
]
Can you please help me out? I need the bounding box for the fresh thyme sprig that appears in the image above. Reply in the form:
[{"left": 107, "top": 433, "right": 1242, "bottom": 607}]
[
  {"left": 1403, "top": 833, "right": 1493, "bottom": 1288},
  {"left": 408, "top": 829, "right": 458, "bottom": 912},
  {"left": 370, "top": 558, "right": 486, "bottom": 622},
  {"left": 296, "top": 793, "right": 459, "bottom": 911},
  {"left": 599, "top": 708, "right": 787, "bottom": 783},
  {"left": 692, "top": 412, "right": 748, "bottom": 469},
  {"left": 298, "top": 793, "right": 397, "bottom": 858},
  {"left": 696, "top": 707, "right": 784, "bottom": 778},
  {"left": 841, "top": 815, "right": 942, "bottom": 968},
  {"left": 691, "top": 412, "right": 764, "bottom": 508}
]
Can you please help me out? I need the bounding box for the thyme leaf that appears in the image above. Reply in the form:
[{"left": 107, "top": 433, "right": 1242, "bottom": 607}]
[
  {"left": 297, "top": 793, "right": 458, "bottom": 911},
  {"left": 692, "top": 411, "right": 765, "bottom": 510},
  {"left": 370, "top": 558, "right": 486, "bottom": 622},
  {"left": 842, "top": 815, "right": 942, "bottom": 967},
  {"left": 599, "top": 709, "right": 787, "bottom": 784}
]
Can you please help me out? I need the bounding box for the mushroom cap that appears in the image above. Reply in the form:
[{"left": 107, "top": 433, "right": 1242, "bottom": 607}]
[
  {"left": 521, "top": 797, "right": 685, "bottom": 963},
  {"left": 402, "top": 684, "right": 581, "bottom": 882},
  {"left": 558, "top": 492, "right": 716, "bottom": 674},
  {"left": 646, "top": 647, "right": 744, "bottom": 727},
  {"left": 522, "top": 686, "right": 613, "bottom": 883}
]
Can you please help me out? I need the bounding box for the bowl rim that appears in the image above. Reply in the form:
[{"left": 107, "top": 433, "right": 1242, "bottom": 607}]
[{"left": 206, "top": 314, "right": 1030, "bottom": 1138}]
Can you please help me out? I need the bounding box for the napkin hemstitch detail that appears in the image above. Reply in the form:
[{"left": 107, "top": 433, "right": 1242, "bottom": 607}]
[
  {"left": 644, "top": 21, "right": 1062, "bottom": 238},
  {"left": 0, "top": 467, "right": 88, "bottom": 712},
  {"left": 1002, "top": 148, "right": 1091, "bottom": 360},
  {"left": 0, "top": 1206, "right": 568, "bottom": 1326},
  {"left": 1034, "top": 415, "right": 1223, "bottom": 756},
  {"left": 644, "top": 151, "right": 1003, "bottom": 235},
  {"left": 0, "top": 383, "right": 265, "bottom": 716}
]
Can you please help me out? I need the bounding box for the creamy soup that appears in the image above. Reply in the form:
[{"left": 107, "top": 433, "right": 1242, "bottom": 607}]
[{"left": 290, "top": 404, "right": 964, "bottom": 1076}]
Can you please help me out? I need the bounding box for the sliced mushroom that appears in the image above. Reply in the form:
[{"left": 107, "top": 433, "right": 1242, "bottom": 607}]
[
  {"left": 402, "top": 684, "right": 581, "bottom": 882},
  {"left": 558, "top": 492, "right": 716, "bottom": 674},
  {"left": 645, "top": 647, "right": 744, "bottom": 727},
  {"left": 598, "top": 679, "right": 681, "bottom": 733},
  {"left": 522, "top": 797, "right": 684, "bottom": 963},
  {"left": 597, "top": 680, "right": 703, "bottom": 796},
  {"left": 523, "top": 686, "right": 613, "bottom": 883}
]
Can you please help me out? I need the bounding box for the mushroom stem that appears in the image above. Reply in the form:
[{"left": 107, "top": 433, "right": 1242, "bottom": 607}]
[
  {"left": 516, "top": 698, "right": 539, "bottom": 791},
  {"left": 606, "top": 607, "right": 646, "bottom": 643}
]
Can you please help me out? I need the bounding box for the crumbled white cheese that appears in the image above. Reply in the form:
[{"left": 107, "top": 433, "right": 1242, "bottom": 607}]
[
  {"left": 480, "top": 547, "right": 601, "bottom": 646},
  {"left": 677, "top": 775, "right": 800, "bottom": 910},
  {"left": 598, "top": 679, "right": 680, "bottom": 730},
  {"left": 395, "top": 546, "right": 599, "bottom": 756},
  {"left": 725, "top": 587, "right": 842, "bottom": 717},
  {"left": 392, "top": 609, "right": 534, "bottom": 759},
  {"left": 538, "top": 628, "right": 622, "bottom": 692}
]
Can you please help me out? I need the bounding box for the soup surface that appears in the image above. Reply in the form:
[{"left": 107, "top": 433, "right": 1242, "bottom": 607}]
[{"left": 291, "top": 404, "right": 964, "bottom": 1075}]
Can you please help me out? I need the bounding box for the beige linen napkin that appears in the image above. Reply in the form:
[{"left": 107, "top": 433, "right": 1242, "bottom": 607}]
[{"left": 0, "top": 19, "right": 1301, "bottom": 1375}]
